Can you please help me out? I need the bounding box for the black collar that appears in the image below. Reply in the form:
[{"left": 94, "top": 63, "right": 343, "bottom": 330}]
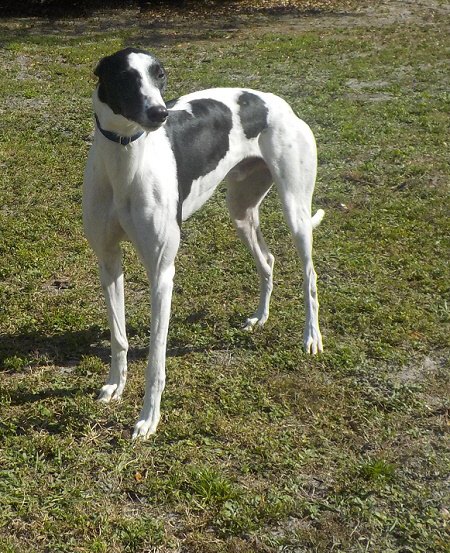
[{"left": 95, "top": 114, "right": 144, "bottom": 145}]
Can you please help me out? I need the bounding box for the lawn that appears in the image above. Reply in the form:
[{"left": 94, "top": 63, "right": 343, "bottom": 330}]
[{"left": 0, "top": 1, "right": 449, "bottom": 551}]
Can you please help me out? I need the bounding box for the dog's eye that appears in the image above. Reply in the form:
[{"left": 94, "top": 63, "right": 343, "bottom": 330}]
[{"left": 152, "top": 65, "right": 165, "bottom": 80}]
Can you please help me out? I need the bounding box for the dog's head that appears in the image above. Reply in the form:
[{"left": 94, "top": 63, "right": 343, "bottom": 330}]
[{"left": 94, "top": 48, "right": 168, "bottom": 131}]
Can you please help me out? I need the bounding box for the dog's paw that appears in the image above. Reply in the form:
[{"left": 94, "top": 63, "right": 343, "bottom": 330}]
[
  {"left": 242, "top": 312, "right": 269, "bottom": 331},
  {"left": 132, "top": 418, "right": 159, "bottom": 440},
  {"left": 98, "top": 384, "right": 121, "bottom": 403},
  {"left": 242, "top": 316, "right": 258, "bottom": 331},
  {"left": 303, "top": 331, "right": 323, "bottom": 355}
]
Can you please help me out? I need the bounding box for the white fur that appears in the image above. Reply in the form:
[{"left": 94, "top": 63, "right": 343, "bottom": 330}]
[
  {"left": 83, "top": 53, "right": 324, "bottom": 440},
  {"left": 128, "top": 52, "right": 165, "bottom": 112}
]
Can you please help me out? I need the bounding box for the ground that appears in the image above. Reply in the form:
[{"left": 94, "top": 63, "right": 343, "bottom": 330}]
[{"left": 0, "top": 1, "right": 449, "bottom": 552}]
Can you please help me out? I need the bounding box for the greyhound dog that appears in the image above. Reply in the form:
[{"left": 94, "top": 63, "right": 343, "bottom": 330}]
[{"left": 83, "top": 47, "right": 324, "bottom": 439}]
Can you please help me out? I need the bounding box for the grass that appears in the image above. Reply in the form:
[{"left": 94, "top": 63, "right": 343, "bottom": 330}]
[{"left": 0, "top": 3, "right": 449, "bottom": 552}]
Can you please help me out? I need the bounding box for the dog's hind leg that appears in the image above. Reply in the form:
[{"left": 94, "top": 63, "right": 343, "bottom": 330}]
[
  {"left": 260, "top": 116, "right": 323, "bottom": 353},
  {"left": 226, "top": 160, "right": 274, "bottom": 330},
  {"left": 283, "top": 206, "right": 323, "bottom": 354}
]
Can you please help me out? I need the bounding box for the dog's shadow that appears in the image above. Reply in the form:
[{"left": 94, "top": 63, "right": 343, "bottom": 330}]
[
  {"left": 1, "top": 314, "right": 258, "bottom": 437},
  {"left": 0, "top": 326, "right": 110, "bottom": 372},
  {"left": 0, "top": 326, "right": 109, "bottom": 435},
  {"left": 0, "top": 312, "right": 253, "bottom": 374}
]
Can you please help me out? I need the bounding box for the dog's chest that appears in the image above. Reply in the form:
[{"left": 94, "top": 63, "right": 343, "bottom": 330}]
[{"left": 97, "top": 136, "right": 177, "bottom": 212}]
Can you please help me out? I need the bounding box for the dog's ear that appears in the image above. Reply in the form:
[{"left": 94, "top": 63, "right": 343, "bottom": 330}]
[
  {"left": 94, "top": 56, "right": 111, "bottom": 105},
  {"left": 94, "top": 53, "right": 114, "bottom": 79},
  {"left": 94, "top": 57, "right": 106, "bottom": 79}
]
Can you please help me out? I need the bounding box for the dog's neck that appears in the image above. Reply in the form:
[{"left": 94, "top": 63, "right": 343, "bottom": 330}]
[
  {"left": 93, "top": 89, "right": 145, "bottom": 139},
  {"left": 94, "top": 114, "right": 144, "bottom": 146}
]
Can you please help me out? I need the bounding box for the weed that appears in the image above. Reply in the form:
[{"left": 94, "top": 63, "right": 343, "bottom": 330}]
[{"left": 359, "top": 458, "right": 397, "bottom": 483}]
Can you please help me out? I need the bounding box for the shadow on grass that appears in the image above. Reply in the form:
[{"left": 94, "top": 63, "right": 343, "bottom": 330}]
[
  {"left": 0, "top": 6, "right": 364, "bottom": 51},
  {"left": 0, "top": 326, "right": 110, "bottom": 371},
  {"left": 5, "top": 388, "right": 103, "bottom": 436},
  {"left": 7, "top": 385, "right": 90, "bottom": 407},
  {"left": 0, "top": 14, "right": 241, "bottom": 49},
  {"left": 0, "top": 311, "right": 256, "bottom": 372}
]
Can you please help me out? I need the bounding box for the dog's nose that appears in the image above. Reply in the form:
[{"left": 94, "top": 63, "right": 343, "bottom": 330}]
[{"left": 147, "top": 105, "right": 169, "bottom": 124}]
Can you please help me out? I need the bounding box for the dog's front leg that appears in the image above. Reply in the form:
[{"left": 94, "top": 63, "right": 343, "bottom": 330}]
[
  {"left": 132, "top": 228, "right": 180, "bottom": 440},
  {"left": 132, "top": 263, "right": 176, "bottom": 439},
  {"left": 97, "top": 248, "right": 129, "bottom": 402}
]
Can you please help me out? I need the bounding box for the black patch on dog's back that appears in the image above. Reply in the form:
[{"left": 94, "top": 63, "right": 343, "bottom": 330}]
[
  {"left": 237, "top": 91, "right": 268, "bottom": 139},
  {"left": 165, "top": 98, "right": 233, "bottom": 220}
]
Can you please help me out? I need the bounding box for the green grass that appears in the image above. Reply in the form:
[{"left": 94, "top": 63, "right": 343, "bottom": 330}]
[{"left": 1, "top": 5, "right": 449, "bottom": 552}]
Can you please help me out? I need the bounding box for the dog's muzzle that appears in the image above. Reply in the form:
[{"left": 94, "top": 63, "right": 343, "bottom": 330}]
[{"left": 147, "top": 105, "right": 169, "bottom": 126}]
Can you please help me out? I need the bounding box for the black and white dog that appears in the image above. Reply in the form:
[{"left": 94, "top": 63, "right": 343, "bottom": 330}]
[{"left": 83, "top": 48, "right": 324, "bottom": 439}]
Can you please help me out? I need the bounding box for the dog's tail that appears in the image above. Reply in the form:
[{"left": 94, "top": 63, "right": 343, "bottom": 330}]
[{"left": 311, "top": 209, "right": 325, "bottom": 229}]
